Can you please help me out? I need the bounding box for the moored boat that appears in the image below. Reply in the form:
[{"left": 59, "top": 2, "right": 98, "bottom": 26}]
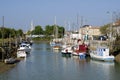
[
  {"left": 90, "top": 47, "right": 115, "bottom": 62},
  {"left": 4, "top": 58, "right": 16, "bottom": 64},
  {"left": 17, "top": 49, "right": 27, "bottom": 58},
  {"left": 72, "top": 43, "right": 88, "bottom": 58},
  {"left": 61, "top": 46, "right": 73, "bottom": 55},
  {"left": 18, "top": 43, "right": 31, "bottom": 53},
  {"left": 53, "top": 45, "right": 61, "bottom": 50},
  {"left": 50, "top": 41, "right": 56, "bottom": 47}
]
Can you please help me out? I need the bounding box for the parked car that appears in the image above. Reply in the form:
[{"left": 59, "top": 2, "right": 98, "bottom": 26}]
[{"left": 98, "top": 36, "right": 107, "bottom": 41}]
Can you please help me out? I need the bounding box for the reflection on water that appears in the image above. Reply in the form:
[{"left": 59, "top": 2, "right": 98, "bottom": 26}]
[
  {"left": 62, "top": 54, "right": 71, "bottom": 58},
  {"left": 0, "top": 42, "right": 120, "bottom": 80},
  {"left": 52, "top": 49, "right": 60, "bottom": 53},
  {"left": 90, "top": 60, "right": 114, "bottom": 80}
]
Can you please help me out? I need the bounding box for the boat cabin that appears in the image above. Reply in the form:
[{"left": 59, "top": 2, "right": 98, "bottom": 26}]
[{"left": 96, "top": 47, "right": 109, "bottom": 56}]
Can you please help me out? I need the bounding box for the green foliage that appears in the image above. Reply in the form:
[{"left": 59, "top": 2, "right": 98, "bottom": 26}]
[
  {"left": 113, "top": 34, "right": 120, "bottom": 50},
  {"left": 17, "top": 29, "right": 23, "bottom": 36},
  {"left": 0, "top": 27, "right": 24, "bottom": 38},
  {"left": 58, "top": 26, "right": 64, "bottom": 38},
  {"left": 45, "top": 25, "right": 54, "bottom": 35},
  {"left": 9, "top": 28, "right": 16, "bottom": 37},
  {"left": 32, "top": 25, "right": 44, "bottom": 35},
  {"left": 26, "top": 30, "right": 32, "bottom": 35},
  {"left": 0, "top": 24, "right": 65, "bottom": 40},
  {"left": 31, "top": 25, "right": 65, "bottom": 38},
  {"left": 100, "top": 24, "right": 110, "bottom": 35}
]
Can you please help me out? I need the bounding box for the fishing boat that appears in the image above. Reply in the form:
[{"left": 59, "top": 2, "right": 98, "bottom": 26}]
[
  {"left": 51, "top": 16, "right": 62, "bottom": 50},
  {"left": 61, "top": 46, "right": 73, "bottom": 54},
  {"left": 72, "top": 50, "right": 86, "bottom": 59},
  {"left": 17, "top": 49, "right": 27, "bottom": 58},
  {"left": 18, "top": 43, "right": 31, "bottom": 53},
  {"left": 53, "top": 45, "right": 61, "bottom": 50},
  {"left": 72, "top": 43, "right": 88, "bottom": 57},
  {"left": 50, "top": 41, "right": 56, "bottom": 47},
  {"left": 4, "top": 58, "right": 16, "bottom": 64},
  {"left": 90, "top": 47, "right": 114, "bottom": 61}
]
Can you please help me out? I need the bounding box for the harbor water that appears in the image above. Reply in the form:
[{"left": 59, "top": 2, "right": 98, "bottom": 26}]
[{"left": 0, "top": 42, "right": 120, "bottom": 80}]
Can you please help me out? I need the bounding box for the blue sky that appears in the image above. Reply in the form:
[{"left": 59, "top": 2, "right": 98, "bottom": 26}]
[{"left": 0, "top": 0, "right": 120, "bottom": 31}]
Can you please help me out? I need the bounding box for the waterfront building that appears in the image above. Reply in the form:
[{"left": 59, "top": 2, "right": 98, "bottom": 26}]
[
  {"left": 79, "top": 25, "right": 101, "bottom": 40},
  {"left": 112, "top": 20, "right": 120, "bottom": 36}
]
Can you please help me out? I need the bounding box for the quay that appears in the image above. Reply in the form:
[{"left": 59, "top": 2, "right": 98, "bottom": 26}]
[{"left": 0, "top": 38, "right": 32, "bottom": 73}]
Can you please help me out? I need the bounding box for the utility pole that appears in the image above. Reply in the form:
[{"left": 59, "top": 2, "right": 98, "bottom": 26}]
[
  {"left": 2, "top": 16, "right": 4, "bottom": 61},
  {"left": 107, "top": 11, "right": 114, "bottom": 50}
]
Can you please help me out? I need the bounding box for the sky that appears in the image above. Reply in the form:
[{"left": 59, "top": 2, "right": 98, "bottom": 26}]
[{"left": 0, "top": 0, "right": 120, "bottom": 32}]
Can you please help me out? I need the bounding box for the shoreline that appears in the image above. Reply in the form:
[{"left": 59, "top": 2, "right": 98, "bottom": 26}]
[
  {"left": 0, "top": 58, "right": 23, "bottom": 74},
  {"left": 0, "top": 62, "right": 16, "bottom": 74}
]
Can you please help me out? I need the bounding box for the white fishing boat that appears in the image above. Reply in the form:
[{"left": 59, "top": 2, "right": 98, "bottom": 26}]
[
  {"left": 61, "top": 46, "right": 73, "bottom": 54},
  {"left": 17, "top": 49, "right": 27, "bottom": 58},
  {"left": 50, "top": 41, "right": 56, "bottom": 47},
  {"left": 90, "top": 47, "right": 114, "bottom": 62},
  {"left": 4, "top": 58, "right": 16, "bottom": 64},
  {"left": 51, "top": 16, "right": 62, "bottom": 50},
  {"left": 18, "top": 43, "right": 31, "bottom": 53},
  {"left": 53, "top": 44, "right": 61, "bottom": 50},
  {"left": 51, "top": 41, "right": 62, "bottom": 50}
]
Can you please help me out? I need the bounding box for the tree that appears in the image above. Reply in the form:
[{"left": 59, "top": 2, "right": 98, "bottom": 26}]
[
  {"left": 100, "top": 24, "right": 110, "bottom": 35},
  {"left": 26, "top": 30, "right": 32, "bottom": 35},
  {"left": 45, "top": 25, "right": 54, "bottom": 36},
  {"left": 0, "top": 27, "right": 16, "bottom": 38},
  {"left": 0, "top": 27, "right": 24, "bottom": 38},
  {"left": 58, "top": 26, "right": 65, "bottom": 38},
  {"left": 16, "top": 29, "right": 24, "bottom": 37},
  {"left": 44, "top": 25, "right": 65, "bottom": 38},
  {"left": 10, "top": 28, "right": 17, "bottom": 38},
  {"left": 32, "top": 25, "right": 43, "bottom": 35}
]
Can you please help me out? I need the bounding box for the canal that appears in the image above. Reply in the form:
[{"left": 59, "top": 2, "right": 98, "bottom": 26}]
[{"left": 0, "top": 42, "right": 120, "bottom": 80}]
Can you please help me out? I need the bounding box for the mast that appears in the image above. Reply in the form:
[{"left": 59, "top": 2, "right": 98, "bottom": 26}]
[
  {"left": 77, "top": 14, "right": 79, "bottom": 39},
  {"left": 31, "top": 20, "right": 34, "bottom": 31},
  {"left": 54, "top": 16, "right": 58, "bottom": 41},
  {"left": 30, "top": 20, "right": 34, "bottom": 38},
  {"left": 80, "top": 16, "right": 83, "bottom": 40}
]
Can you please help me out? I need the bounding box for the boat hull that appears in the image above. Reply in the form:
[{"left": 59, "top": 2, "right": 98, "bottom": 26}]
[
  {"left": 72, "top": 52, "right": 79, "bottom": 56},
  {"left": 4, "top": 58, "right": 16, "bottom": 64},
  {"left": 61, "top": 49, "right": 72, "bottom": 54},
  {"left": 90, "top": 53, "right": 114, "bottom": 62},
  {"left": 17, "top": 50, "right": 27, "bottom": 58},
  {"left": 53, "top": 46, "right": 61, "bottom": 50}
]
